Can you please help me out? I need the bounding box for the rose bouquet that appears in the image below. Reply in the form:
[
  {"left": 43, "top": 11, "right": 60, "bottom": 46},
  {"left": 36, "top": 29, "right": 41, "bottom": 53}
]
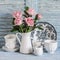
[{"left": 11, "top": 6, "right": 42, "bottom": 33}]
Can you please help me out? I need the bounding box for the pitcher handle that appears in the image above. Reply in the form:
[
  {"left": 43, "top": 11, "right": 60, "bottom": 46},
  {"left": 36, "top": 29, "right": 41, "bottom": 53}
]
[{"left": 16, "top": 33, "right": 22, "bottom": 45}]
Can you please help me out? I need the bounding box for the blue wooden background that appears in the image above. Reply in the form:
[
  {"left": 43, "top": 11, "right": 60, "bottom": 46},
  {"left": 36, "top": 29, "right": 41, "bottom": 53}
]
[{"left": 0, "top": 0, "right": 60, "bottom": 49}]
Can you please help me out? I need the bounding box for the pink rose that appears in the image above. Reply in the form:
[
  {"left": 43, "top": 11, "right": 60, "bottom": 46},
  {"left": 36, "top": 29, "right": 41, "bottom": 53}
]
[
  {"left": 26, "top": 8, "right": 35, "bottom": 15},
  {"left": 14, "top": 18, "right": 22, "bottom": 25},
  {"left": 13, "top": 11, "right": 22, "bottom": 18},
  {"left": 25, "top": 17, "right": 34, "bottom": 26},
  {"left": 37, "top": 14, "right": 42, "bottom": 20}
]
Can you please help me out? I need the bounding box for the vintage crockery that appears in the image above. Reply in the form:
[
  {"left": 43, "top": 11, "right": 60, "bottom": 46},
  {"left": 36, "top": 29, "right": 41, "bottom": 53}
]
[
  {"left": 16, "top": 32, "right": 32, "bottom": 54},
  {"left": 31, "top": 28, "right": 43, "bottom": 42},
  {"left": 33, "top": 46, "right": 43, "bottom": 56},
  {"left": 35, "top": 22, "right": 57, "bottom": 40},
  {"left": 32, "top": 41, "right": 42, "bottom": 48},
  {"left": 32, "top": 41, "right": 43, "bottom": 56},
  {"left": 44, "top": 40, "right": 58, "bottom": 54},
  {"left": 4, "top": 34, "right": 17, "bottom": 50},
  {"left": 2, "top": 45, "right": 19, "bottom": 52}
]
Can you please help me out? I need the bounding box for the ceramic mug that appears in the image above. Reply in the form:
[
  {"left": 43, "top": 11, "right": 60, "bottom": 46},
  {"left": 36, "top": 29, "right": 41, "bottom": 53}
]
[
  {"left": 4, "top": 34, "right": 17, "bottom": 50},
  {"left": 44, "top": 40, "right": 58, "bottom": 54},
  {"left": 33, "top": 46, "right": 43, "bottom": 56},
  {"left": 33, "top": 41, "right": 43, "bottom": 56}
]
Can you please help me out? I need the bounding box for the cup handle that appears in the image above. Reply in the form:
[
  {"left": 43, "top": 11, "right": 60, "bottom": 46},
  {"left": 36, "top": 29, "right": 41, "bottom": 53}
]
[{"left": 16, "top": 33, "right": 22, "bottom": 45}]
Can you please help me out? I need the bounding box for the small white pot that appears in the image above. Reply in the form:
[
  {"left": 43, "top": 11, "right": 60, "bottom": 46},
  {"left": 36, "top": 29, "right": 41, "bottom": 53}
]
[{"left": 33, "top": 46, "right": 43, "bottom": 56}]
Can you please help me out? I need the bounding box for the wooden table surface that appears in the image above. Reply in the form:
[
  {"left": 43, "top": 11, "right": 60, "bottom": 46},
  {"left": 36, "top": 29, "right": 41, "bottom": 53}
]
[{"left": 0, "top": 48, "right": 60, "bottom": 60}]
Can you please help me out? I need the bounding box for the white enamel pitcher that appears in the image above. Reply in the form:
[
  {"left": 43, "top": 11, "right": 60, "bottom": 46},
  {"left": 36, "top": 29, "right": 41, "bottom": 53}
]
[{"left": 16, "top": 32, "right": 32, "bottom": 54}]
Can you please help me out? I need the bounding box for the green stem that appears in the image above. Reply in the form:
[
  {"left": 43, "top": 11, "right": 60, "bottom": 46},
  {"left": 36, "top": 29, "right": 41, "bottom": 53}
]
[{"left": 19, "top": 25, "right": 23, "bottom": 32}]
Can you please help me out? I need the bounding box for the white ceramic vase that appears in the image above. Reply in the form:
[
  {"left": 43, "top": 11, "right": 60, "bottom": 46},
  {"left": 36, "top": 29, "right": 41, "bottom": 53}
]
[{"left": 16, "top": 32, "right": 32, "bottom": 54}]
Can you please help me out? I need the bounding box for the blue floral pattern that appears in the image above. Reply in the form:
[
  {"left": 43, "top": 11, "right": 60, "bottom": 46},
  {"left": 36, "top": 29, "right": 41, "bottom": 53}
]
[{"left": 31, "top": 22, "right": 57, "bottom": 44}]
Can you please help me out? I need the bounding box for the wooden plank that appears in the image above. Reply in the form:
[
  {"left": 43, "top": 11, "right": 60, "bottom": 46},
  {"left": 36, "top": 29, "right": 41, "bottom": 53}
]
[
  {"left": 0, "top": 5, "right": 24, "bottom": 15},
  {"left": 0, "top": 0, "right": 25, "bottom": 47},
  {"left": 0, "top": 0, "right": 24, "bottom": 4}
]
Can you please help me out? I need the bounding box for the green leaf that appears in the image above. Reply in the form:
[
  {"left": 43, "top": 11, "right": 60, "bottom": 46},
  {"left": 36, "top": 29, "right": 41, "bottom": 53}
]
[
  {"left": 27, "top": 30, "right": 30, "bottom": 32},
  {"left": 35, "top": 26, "right": 43, "bottom": 30},
  {"left": 12, "top": 18, "right": 15, "bottom": 24},
  {"left": 24, "top": 10, "right": 32, "bottom": 17},
  {"left": 11, "top": 29, "right": 18, "bottom": 32},
  {"left": 38, "top": 27, "right": 43, "bottom": 30},
  {"left": 11, "top": 25, "right": 20, "bottom": 32},
  {"left": 34, "top": 15, "right": 37, "bottom": 20},
  {"left": 25, "top": 6, "right": 29, "bottom": 10},
  {"left": 13, "top": 18, "right": 15, "bottom": 20}
]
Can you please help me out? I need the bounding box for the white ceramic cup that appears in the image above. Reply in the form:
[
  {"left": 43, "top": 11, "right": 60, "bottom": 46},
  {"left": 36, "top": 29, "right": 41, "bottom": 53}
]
[
  {"left": 33, "top": 41, "right": 43, "bottom": 56},
  {"left": 4, "top": 34, "right": 17, "bottom": 50},
  {"left": 44, "top": 40, "right": 58, "bottom": 54},
  {"left": 33, "top": 46, "right": 43, "bottom": 56}
]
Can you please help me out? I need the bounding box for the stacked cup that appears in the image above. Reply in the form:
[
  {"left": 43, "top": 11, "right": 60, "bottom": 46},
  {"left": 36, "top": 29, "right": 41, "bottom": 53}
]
[{"left": 33, "top": 41, "right": 43, "bottom": 56}]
